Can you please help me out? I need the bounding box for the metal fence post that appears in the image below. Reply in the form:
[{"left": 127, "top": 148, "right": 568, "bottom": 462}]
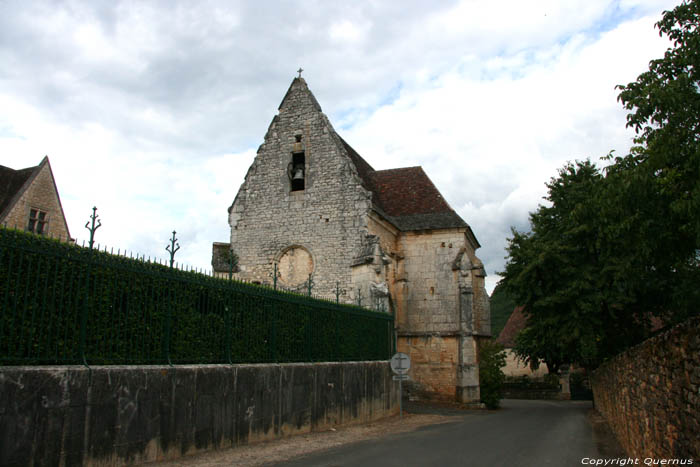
[
  {"left": 85, "top": 207, "right": 101, "bottom": 251},
  {"left": 335, "top": 281, "right": 345, "bottom": 304},
  {"left": 270, "top": 300, "right": 277, "bottom": 362},
  {"left": 166, "top": 231, "right": 180, "bottom": 268},
  {"left": 226, "top": 304, "right": 232, "bottom": 364},
  {"left": 164, "top": 278, "right": 173, "bottom": 366},
  {"left": 307, "top": 273, "right": 314, "bottom": 297},
  {"left": 80, "top": 207, "right": 101, "bottom": 368}
]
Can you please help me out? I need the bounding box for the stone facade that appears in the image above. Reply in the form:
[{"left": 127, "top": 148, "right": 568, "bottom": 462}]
[
  {"left": 225, "top": 79, "right": 369, "bottom": 295},
  {"left": 0, "top": 156, "right": 71, "bottom": 240},
  {"left": 215, "top": 77, "right": 490, "bottom": 403},
  {"left": 591, "top": 315, "right": 700, "bottom": 461},
  {"left": 500, "top": 350, "right": 548, "bottom": 378}
]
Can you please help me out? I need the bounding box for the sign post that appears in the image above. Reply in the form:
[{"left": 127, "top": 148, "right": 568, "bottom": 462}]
[{"left": 390, "top": 352, "right": 411, "bottom": 419}]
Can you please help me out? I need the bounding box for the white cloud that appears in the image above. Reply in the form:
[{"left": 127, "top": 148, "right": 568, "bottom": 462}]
[
  {"left": 0, "top": 0, "right": 680, "bottom": 295},
  {"left": 329, "top": 20, "right": 370, "bottom": 43}
]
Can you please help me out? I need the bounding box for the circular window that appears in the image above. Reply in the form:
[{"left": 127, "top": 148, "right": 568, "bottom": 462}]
[{"left": 277, "top": 246, "right": 313, "bottom": 286}]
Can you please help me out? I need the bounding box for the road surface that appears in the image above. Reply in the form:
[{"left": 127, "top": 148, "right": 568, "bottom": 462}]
[{"left": 276, "top": 399, "right": 600, "bottom": 467}]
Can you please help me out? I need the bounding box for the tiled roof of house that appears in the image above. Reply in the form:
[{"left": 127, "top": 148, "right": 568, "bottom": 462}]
[
  {"left": 338, "top": 139, "right": 469, "bottom": 232},
  {"left": 496, "top": 306, "right": 527, "bottom": 348},
  {"left": 0, "top": 161, "right": 41, "bottom": 221},
  {"left": 369, "top": 167, "right": 468, "bottom": 231}
]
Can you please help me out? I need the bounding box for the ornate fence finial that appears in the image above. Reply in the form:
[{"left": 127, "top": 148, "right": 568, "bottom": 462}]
[
  {"left": 307, "top": 273, "right": 314, "bottom": 297},
  {"left": 272, "top": 262, "right": 280, "bottom": 289},
  {"left": 335, "top": 281, "right": 346, "bottom": 304},
  {"left": 374, "top": 296, "right": 386, "bottom": 313},
  {"left": 166, "top": 230, "right": 180, "bottom": 268},
  {"left": 84, "top": 206, "right": 102, "bottom": 250}
]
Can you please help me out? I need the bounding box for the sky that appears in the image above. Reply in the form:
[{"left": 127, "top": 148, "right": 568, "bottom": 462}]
[{"left": 0, "top": 0, "right": 680, "bottom": 294}]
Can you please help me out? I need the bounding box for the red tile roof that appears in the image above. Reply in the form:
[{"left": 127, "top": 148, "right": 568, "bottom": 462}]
[
  {"left": 339, "top": 139, "right": 469, "bottom": 232},
  {"left": 496, "top": 306, "right": 527, "bottom": 348},
  {"left": 370, "top": 167, "right": 453, "bottom": 216}
]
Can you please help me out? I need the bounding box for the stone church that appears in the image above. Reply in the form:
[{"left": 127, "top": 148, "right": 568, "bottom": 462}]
[{"left": 213, "top": 76, "right": 490, "bottom": 403}]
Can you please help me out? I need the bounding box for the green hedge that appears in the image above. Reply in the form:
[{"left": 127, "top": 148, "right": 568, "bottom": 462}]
[{"left": 0, "top": 228, "right": 394, "bottom": 365}]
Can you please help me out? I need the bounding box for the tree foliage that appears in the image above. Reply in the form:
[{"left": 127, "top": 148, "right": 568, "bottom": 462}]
[
  {"left": 616, "top": 0, "right": 700, "bottom": 242},
  {"left": 501, "top": 0, "right": 700, "bottom": 370},
  {"left": 478, "top": 340, "right": 506, "bottom": 409},
  {"left": 489, "top": 282, "right": 516, "bottom": 338}
]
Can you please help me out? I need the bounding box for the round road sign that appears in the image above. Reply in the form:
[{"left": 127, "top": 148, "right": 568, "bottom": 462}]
[{"left": 390, "top": 352, "right": 411, "bottom": 375}]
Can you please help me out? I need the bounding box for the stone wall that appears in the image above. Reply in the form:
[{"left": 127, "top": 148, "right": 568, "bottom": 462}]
[
  {"left": 394, "top": 229, "right": 490, "bottom": 403},
  {"left": 398, "top": 230, "right": 465, "bottom": 333},
  {"left": 228, "top": 78, "right": 371, "bottom": 299},
  {"left": 398, "top": 335, "right": 459, "bottom": 400},
  {"left": 0, "top": 362, "right": 398, "bottom": 466},
  {"left": 590, "top": 315, "right": 700, "bottom": 460},
  {"left": 2, "top": 160, "right": 70, "bottom": 240}
]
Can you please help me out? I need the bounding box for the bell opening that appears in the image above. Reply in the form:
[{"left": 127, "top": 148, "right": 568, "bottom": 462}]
[{"left": 291, "top": 152, "right": 305, "bottom": 191}]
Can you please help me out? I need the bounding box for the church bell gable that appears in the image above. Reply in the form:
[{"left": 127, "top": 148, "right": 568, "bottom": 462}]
[{"left": 224, "top": 76, "right": 374, "bottom": 294}]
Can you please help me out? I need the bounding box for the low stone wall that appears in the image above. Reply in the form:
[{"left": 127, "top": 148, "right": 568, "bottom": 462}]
[
  {"left": 0, "top": 362, "right": 398, "bottom": 466},
  {"left": 590, "top": 315, "right": 700, "bottom": 460}
]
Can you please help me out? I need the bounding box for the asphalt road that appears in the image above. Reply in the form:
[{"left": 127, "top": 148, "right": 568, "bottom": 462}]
[{"left": 273, "top": 399, "right": 599, "bottom": 467}]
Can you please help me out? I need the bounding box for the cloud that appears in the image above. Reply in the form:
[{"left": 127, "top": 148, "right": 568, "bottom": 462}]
[{"left": 0, "top": 0, "right": 679, "bottom": 294}]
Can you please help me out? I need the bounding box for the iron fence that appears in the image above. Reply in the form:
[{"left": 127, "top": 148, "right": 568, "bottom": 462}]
[{"left": 0, "top": 227, "right": 394, "bottom": 365}]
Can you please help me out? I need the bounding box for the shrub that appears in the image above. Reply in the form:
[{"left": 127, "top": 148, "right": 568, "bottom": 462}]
[
  {"left": 543, "top": 372, "right": 561, "bottom": 388},
  {"left": 478, "top": 340, "right": 506, "bottom": 409}
]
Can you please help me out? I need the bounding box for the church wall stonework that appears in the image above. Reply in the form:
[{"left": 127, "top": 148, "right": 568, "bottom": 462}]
[
  {"left": 394, "top": 229, "right": 486, "bottom": 402},
  {"left": 228, "top": 79, "right": 371, "bottom": 299},
  {"left": 219, "top": 77, "right": 491, "bottom": 404},
  {"left": 398, "top": 336, "right": 459, "bottom": 399},
  {"left": 398, "top": 230, "right": 464, "bottom": 333}
]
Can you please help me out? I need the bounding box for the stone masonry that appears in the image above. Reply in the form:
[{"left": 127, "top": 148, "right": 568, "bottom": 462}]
[
  {"left": 0, "top": 156, "right": 71, "bottom": 240},
  {"left": 590, "top": 315, "right": 700, "bottom": 461},
  {"left": 215, "top": 76, "right": 491, "bottom": 403},
  {"left": 226, "top": 79, "right": 370, "bottom": 296}
]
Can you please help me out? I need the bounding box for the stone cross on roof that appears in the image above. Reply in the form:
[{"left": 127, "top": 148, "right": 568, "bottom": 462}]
[{"left": 297, "top": 67, "right": 303, "bottom": 78}]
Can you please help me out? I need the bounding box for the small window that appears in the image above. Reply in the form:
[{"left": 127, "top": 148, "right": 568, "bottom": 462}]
[
  {"left": 27, "top": 209, "right": 48, "bottom": 235},
  {"left": 290, "top": 152, "right": 305, "bottom": 191}
]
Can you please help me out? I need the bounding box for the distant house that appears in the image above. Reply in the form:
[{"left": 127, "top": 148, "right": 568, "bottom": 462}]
[
  {"left": 496, "top": 306, "right": 548, "bottom": 377},
  {"left": 0, "top": 156, "right": 71, "bottom": 240}
]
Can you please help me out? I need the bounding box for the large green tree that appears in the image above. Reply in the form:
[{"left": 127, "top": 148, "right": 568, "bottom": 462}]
[
  {"left": 503, "top": 161, "right": 644, "bottom": 371},
  {"left": 611, "top": 0, "right": 700, "bottom": 322},
  {"left": 502, "top": 0, "right": 700, "bottom": 370},
  {"left": 616, "top": 0, "right": 700, "bottom": 242}
]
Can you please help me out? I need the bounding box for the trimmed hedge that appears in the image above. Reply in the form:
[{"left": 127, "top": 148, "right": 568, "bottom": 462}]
[{"left": 0, "top": 228, "right": 394, "bottom": 365}]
